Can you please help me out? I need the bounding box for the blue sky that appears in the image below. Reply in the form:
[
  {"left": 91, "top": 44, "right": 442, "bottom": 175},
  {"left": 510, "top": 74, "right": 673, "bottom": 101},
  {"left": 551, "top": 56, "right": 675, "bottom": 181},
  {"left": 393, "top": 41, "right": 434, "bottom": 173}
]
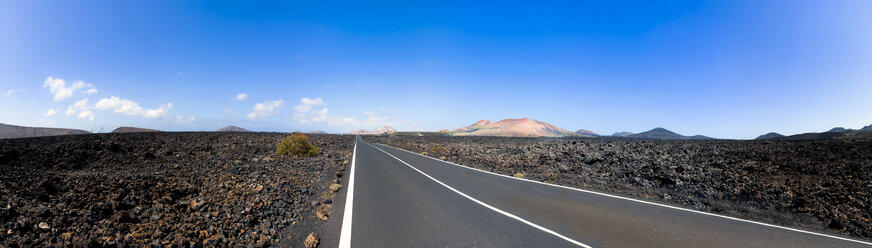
[{"left": 1, "top": 1, "right": 871, "bottom": 139}]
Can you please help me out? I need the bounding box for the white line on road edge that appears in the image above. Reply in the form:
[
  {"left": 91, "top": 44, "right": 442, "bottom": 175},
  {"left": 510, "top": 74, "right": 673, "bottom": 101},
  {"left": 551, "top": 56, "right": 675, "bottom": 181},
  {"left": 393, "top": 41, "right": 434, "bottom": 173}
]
[
  {"left": 369, "top": 143, "right": 592, "bottom": 248},
  {"left": 375, "top": 144, "right": 872, "bottom": 246},
  {"left": 338, "top": 138, "right": 358, "bottom": 248}
]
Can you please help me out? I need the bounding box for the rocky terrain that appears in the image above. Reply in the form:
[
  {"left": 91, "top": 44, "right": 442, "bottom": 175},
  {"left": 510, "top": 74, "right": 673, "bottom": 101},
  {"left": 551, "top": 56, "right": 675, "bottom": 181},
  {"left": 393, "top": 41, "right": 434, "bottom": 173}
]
[
  {"left": 0, "top": 132, "right": 353, "bottom": 247},
  {"left": 365, "top": 135, "right": 872, "bottom": 240},
  {"left": 0, "top": 123, "right": 90, "bottom": 139}
]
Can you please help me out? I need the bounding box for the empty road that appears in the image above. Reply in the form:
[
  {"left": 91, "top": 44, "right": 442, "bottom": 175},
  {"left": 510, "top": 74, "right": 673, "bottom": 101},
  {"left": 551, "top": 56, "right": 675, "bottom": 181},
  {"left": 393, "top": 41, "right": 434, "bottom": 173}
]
[{"left": 335, "top": 137, "right": 870, "bottom": 247}]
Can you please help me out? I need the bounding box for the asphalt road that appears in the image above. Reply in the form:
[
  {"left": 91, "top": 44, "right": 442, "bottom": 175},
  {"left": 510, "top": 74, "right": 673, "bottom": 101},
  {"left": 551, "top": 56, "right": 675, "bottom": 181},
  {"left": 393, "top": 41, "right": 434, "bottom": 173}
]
[{"left": 336, "top": 137, "right": 871, "bottom": 247}]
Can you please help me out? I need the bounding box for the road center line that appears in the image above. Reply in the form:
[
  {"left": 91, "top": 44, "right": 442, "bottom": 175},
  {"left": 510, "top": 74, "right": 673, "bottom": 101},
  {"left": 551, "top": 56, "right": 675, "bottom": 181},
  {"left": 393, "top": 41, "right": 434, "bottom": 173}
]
[
  {"left": 338, "top": 138, "right": 358, "bottom": 248},
  {"left": 375, "top": 143, "right": 872, "bottom": 246},
  {"left": 368, "top": 143, "right": 591, "bottom": 248}
]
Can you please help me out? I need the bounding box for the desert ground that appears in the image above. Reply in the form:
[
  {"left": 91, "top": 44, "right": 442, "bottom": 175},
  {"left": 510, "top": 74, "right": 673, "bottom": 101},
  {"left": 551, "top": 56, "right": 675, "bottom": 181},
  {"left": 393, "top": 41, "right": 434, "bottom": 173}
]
[
  {"left": 3, "top": 132, "right": 870, "bottom": 246},
  {"left": 0, "top": 132, "right": 352, "bottom": 247}
]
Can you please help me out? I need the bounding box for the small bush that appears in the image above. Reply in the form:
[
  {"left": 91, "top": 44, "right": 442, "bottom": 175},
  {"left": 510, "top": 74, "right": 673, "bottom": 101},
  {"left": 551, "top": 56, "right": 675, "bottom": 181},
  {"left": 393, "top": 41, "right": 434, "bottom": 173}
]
[
  {"left": 277, "top": 132, "right": 320, "bottom": 157},
  {"left": 429, "top": 146, "right": 449, "bottom": 154},
  {"left": 514, "top": 172, "right": 525, "bottom": 179}
]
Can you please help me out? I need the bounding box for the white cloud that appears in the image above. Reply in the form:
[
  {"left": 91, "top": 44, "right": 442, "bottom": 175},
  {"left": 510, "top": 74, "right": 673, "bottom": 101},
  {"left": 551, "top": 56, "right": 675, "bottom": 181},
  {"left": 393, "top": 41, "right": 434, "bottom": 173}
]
[
  {"left": 294, "top": 97, "right": 326, "bottom": 113},
  {"left": 224, "top": 108, "right": 237, "bottom": 116},
  {"left": 295, "top": 107, "right": 361, "bottom": 126},
  {"left": 292, "top": 97, "right": 418, "bottom": 129},
  {"left": 301, "top": 97, "right": 325, "bottom": 106},
  {"left": 44, "top": 108, "right": 59, "bottom": 117},
  {"left": 362, "top": 111, "right": 419, "bottom": 127},
  {"left": 233, "top": 93, "right": 248, "bottom": 101},
  {"left": 144, "top": 104, "right": 172, "bottom": 118},
  {"left": 174, "top": 115, "right": 196, "bottom": 123},
  {"left": 77, "top": 110, "right": 95, "bottom": 122},
  {"left": 246, "top": 99, "right": 284, "bottom": 119},
  {"left": 40, "top": 120, "right": 55, "bottom": 125},
  {"left": 66, "top": 98, "right": 90, "bottom": 116},
  {"left": 335, "top": 117, "right": 361, "bottom": 126},
  {"left": 42, "top": 77, "right": 96, "bottom": 101},
  {"left": 293, "top": 97, "right": 357, "bottom": 126},
  {"left": 94, "top": 96, "right": 172, "bottom": 119},
  {"left": 64, "top": 99, "right": 95, "bottom": 121},
  {"left": 6, "top": 88, "right": 24, "bottom": 96}
]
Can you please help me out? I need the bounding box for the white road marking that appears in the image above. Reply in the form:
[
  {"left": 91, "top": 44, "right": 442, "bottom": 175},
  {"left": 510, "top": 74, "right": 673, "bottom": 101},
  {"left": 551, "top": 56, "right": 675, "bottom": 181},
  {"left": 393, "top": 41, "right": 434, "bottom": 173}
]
[
  {"left": 338, "top": 138, "right": 358, "bottom": 248},
  {"left": 376, "top": 143, "right": 872, "bottom": 246},
  {"left": 369, "top": 143, "right": 592, "bottom": 248}
]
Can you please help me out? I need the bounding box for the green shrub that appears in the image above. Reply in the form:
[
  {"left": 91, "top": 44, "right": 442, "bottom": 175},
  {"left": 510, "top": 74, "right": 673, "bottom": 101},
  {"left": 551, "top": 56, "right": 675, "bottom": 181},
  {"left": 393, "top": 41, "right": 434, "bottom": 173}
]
[
  {"left": 277, "top": 132, "right": 320, "bottom": 157},
  {"left": 514, "top": 172, "right": 525, "bottom": 179},
  {"left": 429, "top": 146, "right": 449, "bottom": 154}
]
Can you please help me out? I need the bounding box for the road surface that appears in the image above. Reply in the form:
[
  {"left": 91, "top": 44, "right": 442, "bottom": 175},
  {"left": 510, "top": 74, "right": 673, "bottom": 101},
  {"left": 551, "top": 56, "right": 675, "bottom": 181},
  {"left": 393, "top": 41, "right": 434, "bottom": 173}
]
[{"left": 334, "top": 137, "right": 870, "bottom": 247}]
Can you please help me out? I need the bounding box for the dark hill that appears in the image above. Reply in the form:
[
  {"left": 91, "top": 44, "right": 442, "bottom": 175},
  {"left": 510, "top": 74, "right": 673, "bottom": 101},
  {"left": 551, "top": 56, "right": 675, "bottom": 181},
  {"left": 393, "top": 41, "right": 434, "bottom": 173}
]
[
  {"left": 217, "top": 125, "right": 251, "bottom": 132},
  {"left": 629, "top": 128, "right": 712, "bottom": 140},
  {"left": 612, "top": 132, "right": 634, "bottom": 137},
  {"left": 784, "top": 124, "right": 872, "bottom": 140},
  {"left": 755, "top": 132, "right": 785, "bottom": 140},
  {"left": 826, "top": 127, "right": 852, "bottom": 133},
  {"left": 111, "top": 127, "right": 162, "bottom": 133},
  {"left": 575, "top": 129, "right": 598, "bottom": 137},
  {"left": 0, "top": 123, "right": 90, "bottom": 139},
  {"left": 785, "top": 131, "right": 872, "bottom": 140}
]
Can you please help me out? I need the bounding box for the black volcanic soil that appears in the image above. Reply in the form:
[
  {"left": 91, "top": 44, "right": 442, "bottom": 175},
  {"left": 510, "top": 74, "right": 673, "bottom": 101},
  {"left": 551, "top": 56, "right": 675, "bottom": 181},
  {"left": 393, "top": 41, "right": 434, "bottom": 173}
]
[
  {"left": 0, "top": 132, "right": 353, "bottom": 247},
  {"left": 364, "top": 135, "right": 872, "bottom": 240}
]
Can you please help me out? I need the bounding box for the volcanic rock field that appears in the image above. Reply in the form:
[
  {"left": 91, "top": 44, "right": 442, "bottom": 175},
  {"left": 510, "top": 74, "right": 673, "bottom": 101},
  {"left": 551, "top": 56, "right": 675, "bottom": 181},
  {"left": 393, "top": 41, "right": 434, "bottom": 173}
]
[
  {"left": 365, "top": 135, "right": 872, "bottom": 240},
  {"left": 2, "top": 131, "right": 871, "bottom": 246},
  {"left": 0, "top": 132, "right": 353, "bottom": 247}
]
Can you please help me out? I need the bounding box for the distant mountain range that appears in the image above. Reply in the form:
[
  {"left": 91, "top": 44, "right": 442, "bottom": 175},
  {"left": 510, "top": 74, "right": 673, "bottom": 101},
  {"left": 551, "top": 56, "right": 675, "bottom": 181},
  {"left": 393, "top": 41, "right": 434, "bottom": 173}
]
[
  {"left": 752, "top": 124, "right": 872, "bottom": 140},
  {"left": 444, "top": 118, "right": 715, "bottom": 139},
  {"left": 626, "top": 128, "right": 713, "bottom": 140},
  {"left": 770, "top": 124, "right": 872, "bottom": 140},
  {"left": 111, "top": 127, "right": 162, "bottom": 133},
  {"left": 217, "top": 125, "right": 251, "bottom": 132},
  {"left": 449, "top": 118, "right": 580, "bottom": 137},
  {"left": 5, "top": 120, "right": 872, "bottom": 140},
  {"left": 349, "top": 126, "right": 397, "bottom": 135},
  {"left": 0, "top": 123, "right": 90, "bottom": 139},
  {"left": 826, "top": 125, "right": 872, "bottom": 133}
]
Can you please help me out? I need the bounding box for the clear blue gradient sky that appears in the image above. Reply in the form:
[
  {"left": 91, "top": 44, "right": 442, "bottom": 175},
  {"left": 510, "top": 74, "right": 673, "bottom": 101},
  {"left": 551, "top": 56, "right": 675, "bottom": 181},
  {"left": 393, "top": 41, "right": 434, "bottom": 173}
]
[{"left": 2, "top": 1, "right": 871, "bottom": 139}]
